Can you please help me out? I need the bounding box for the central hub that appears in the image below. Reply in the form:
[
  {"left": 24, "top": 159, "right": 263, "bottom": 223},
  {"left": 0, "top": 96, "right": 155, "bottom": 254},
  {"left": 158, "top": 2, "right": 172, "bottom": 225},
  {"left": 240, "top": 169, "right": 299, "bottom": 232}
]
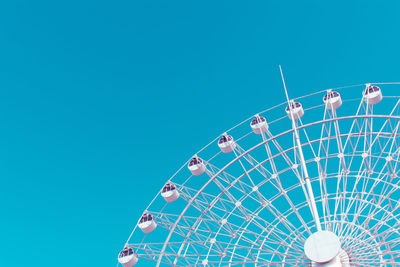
[{"left": 304, "top": 231, "right": 341, "bottom": 265}]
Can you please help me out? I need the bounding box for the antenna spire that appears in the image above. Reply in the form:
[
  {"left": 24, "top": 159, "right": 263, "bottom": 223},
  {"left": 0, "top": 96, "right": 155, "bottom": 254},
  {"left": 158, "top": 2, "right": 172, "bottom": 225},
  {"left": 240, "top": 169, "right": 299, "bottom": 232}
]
[
  {"left": 278, "top": 65, "right": 322, "bottom": 232},
  {"left": 279, "top": 65, "right": 291, "bottom": 103}
]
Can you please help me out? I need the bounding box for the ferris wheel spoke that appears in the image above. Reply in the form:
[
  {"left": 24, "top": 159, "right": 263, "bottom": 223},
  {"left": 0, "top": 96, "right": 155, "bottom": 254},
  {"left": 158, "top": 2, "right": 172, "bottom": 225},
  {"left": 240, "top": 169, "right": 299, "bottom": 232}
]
[
  {"left": 380, "top": 125, "right": 400, "bottom": 178},
  {"left": 261, "top": 130, "right": 320, "bottom": 233},
  {"left": 225, "top": 237, "right": 291, "bottom": 261},
  {"left": 153, "top": 212, "right": 234, "bottom": 241},
  {"left": 342, "top": 201, "right": 400, "bottom": 250},
  {"left": 171, "top": 183, "right": 302, "bottom": 264},
  {"left": 346, "top": 239, "right": 387, "bottom": 262},
  {"left": 244, "top": 133, "right": 314, "bottom": 235},
  {"left": 354, "top": 103, "right": 400, "bottom": 210},
  {"left": 299, "top": 115, "right": 338, "bottom": 232},
  {"left": 264, "top": 130, "right": 303, "bottom": 179},
  {"left": 377, "top": 227, "right": 400, "bottom": 247},
  {"left": 370, "top": 165, "right": 400, "bottom": 219},
  {"left": 232, "top": 143, "right": 299, "bottom": 226},
  {"left": 262, "top": 134, "right": 317, "bottom": 228},
  {"left": 240, "top": 209, "right": 303, "bottom": 247},
  {"left": 262, "top": 136, "right": 321, "bottom": 233},
  {"left": 254, "top": 198, "right": 309, "bottom": 239},
  {"left": 352, "top": 167, "right": 397, "bottom": 235},
  {"left": 341, "top": 208, "right": 378, "bottom": 244},
  {"left": 389, "top": 114, "right": 400, "bottom": 174},
  {"left": 128, "top": 241, "right": 209, "bottom": 265},
  {"left": 347, "top": 195, "right": 386, "bottom": 240},
  {"left": 230, "top": 146, "right": 280, "bottom": 200},
  {"left": 323, "top": 113, "right": 348, "bottom": 234},
  {"left": 349, "top": 161, "right": 386, "bottom": 229},
  {"left": 338, "top": 141, "right": 390, "bottom": 238},
  {"left": 331, "top": 112, "right": 349, "bottom": 232},
  {"left": 358, "top": 199, "right": 400, "bottom": 241},
  {"left": 206, "top": 165, "right": 269, "bottom": 214},
  {"left": 315, "top": 111, "right": 337, "bottom": 230},
  {"left": 230, "top": 148, "right": 310, "bottom": 237},
  {"left": 248, "top": 230, "right": 304, "bottom": 265},
  {"left": 204, "top": 164, "right": 308, "bottom": 239},
  {"left": 339, "top": 225, "right": 386, "bottom": 262},
  {"left": 207, "top": 162, "right": 267, "bottom": 197},
  {"left": 338, "top": 103, "right": 365, "bottom": 217},
  {"left": 348, "top": 109, "right": 400, "bottom": 229},
  {"left": 171, "top": 215, "right": 274, "bottom": 265},
  {"left": 177, "top": 183, "right": 238, "bottom": 224},
  {"left": 331, "top": 110, "right": 345, "bottom": 158},
  {"left": 346, "top": 107, "right": 389, "bottom": 216},
  {"left": 341, "top": 98, "right": 364, "bottom": 152},
  {"left": 346, "top": 239, "right": 381, "bottom": 256},
  {"left": 174, "top": 197, "right": 276, "bottom": 256},
  {"left": 286, "top": 117, "right": 322, "bottom": 231},
  {"left": 225, "top": 201, "right": 303, "bottom": 247},
  {"left": 144, "top": 232, "right": 255, "bottom": 265},
  {"left": 151, "top": 212, "right": 256, "bottom": 257},
  {"left": 334, "top": 115, "right": 363, "bottom": 231},
  {"left": 205, "top": 165, "right": 258, "bottom": 220},
  {"left": 234, "top": 144, "right": 273, "bottom": 180},
  {"left": 180, "top": 172, "right": 304, "bottom": 247},
  {"left": 383, "top": 234, "right": 400, "bottom": 252},
  {"left": 356, "top": 109, "right": 400, "bottom": 212},
  {"left": 232, "top": 148, "right": 283, "bottom": 215},
  {"left": 188, "top": 236, "right": 281, "bottom": 266},
  {"left": 218, "top": 201, "right": 309, "bottom": 265},
  {"left": 338, "top": 119, "right": 370, "bottom": 234}
]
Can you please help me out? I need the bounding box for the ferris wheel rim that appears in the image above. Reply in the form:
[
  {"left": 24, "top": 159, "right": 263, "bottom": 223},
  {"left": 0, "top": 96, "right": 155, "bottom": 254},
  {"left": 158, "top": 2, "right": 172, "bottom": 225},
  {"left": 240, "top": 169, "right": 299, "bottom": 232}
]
[{"left": 120, "top": 82, "right": 400, "bottom": 266}]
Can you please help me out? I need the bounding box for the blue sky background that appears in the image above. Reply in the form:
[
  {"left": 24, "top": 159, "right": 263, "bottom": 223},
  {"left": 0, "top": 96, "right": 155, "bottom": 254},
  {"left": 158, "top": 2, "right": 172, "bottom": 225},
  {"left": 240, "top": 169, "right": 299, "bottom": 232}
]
[{"left": 0, "top": 1, "right": 399, "bottom": 266}]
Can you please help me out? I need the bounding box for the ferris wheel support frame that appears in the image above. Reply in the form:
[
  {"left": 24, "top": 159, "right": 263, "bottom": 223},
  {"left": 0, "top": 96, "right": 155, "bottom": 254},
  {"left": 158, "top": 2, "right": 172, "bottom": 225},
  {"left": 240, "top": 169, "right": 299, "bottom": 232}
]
[
  {"left": 154, "top": 113, "right": 400, "bottom": 266},
  {"left": 119, "top": 81, "right": 400, "bottom": 267}
]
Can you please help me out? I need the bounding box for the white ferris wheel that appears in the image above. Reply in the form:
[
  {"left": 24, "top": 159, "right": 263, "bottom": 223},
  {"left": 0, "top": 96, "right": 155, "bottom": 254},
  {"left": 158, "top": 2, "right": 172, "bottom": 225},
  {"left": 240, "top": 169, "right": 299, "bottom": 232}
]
[{"left": 117, "top": 72, "right": 400, "bottom": 266}]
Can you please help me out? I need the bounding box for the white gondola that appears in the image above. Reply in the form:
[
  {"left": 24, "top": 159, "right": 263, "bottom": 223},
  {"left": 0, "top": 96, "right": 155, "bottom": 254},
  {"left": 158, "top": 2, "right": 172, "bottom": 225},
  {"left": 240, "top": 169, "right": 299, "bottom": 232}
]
[
  {"left": 188, "top": 156, "right": 206, "bottom": 176},
  {"left": 285, "top": 101, "right": 304, "bottom": 120},
  {"left": 363, "top": 84, "right": 382, "bottom": 105},
  {"left": 118, "top": 247, "right": 138, "bottom": 267},
  {"left": 218, "top": 134, "right": 236, "bottom": 153},
  {"left": 323, "top": 90, "right": 342, "bottom": 110},
  {"left": 250, "top": 115, "right": 268, "bottom": 134},
  {"left": 138, "top": 212, "right": 157, "bottom": 234},
  {"left": 161, "top": 182, "right": 180, "bottom": 202}
]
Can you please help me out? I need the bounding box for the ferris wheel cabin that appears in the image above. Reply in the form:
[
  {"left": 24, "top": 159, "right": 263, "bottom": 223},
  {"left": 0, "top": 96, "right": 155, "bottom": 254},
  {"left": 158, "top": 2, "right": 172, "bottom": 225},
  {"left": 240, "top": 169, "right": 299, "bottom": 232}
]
[
  {"left": 363, "top": 84, "right": 382, "bottom": 105},
  {"left": 250, "top": 116, "right": 268, "bottom": 134},
  {"left": 161, "top": 182, "right": 180, "bottom": 202},
  {"left": 188, "top": 156, "right": 206, "bottom": 176},
  {"left": 118, "top": 247, "right": 138, "bottom": 267},
  {"left": 218, "top": 134, "right": 236, "bottom": 153},
  {"left": 323, "top": 90, "right": 342, "bottom": 110},
  {"left": 138, "top": 212, "right": 157, "bottom": 234},
  {"left": 285, "top": 101, "right": 304, "bottom": 120}
]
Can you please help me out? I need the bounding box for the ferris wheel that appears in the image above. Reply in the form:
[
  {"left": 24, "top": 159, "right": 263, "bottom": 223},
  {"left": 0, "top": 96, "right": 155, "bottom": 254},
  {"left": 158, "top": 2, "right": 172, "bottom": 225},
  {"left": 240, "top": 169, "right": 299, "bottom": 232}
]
[{"left": 117, "top": 76, "right": 400, "bottom": 266}]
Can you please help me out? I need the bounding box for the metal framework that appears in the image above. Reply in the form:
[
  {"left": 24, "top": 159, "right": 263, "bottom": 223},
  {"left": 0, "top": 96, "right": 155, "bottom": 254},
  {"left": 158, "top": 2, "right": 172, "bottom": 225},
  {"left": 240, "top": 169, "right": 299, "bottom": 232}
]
[{"left": 119, "top": 82, "right": 400, "bottom": 266}]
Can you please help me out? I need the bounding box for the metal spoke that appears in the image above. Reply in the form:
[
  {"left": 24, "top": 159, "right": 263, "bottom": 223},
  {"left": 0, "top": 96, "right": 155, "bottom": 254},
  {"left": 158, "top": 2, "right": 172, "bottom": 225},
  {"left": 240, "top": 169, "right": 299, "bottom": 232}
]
[{"left": 118, "top": 83, "right": 400, "bottom": 266}]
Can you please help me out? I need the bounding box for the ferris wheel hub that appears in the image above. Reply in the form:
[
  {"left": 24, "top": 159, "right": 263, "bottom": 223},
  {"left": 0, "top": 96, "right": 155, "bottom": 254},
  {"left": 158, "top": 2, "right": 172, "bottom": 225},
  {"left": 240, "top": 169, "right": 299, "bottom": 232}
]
[{"left": 304, "top": 231, "right": 341, "bottom": 264}]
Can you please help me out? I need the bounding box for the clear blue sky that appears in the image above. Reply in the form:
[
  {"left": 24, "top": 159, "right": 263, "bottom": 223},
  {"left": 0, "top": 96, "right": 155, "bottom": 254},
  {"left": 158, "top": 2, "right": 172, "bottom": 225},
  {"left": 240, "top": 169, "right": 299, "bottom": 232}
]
[{"left": 0, "top": 1, "right": 399, "bottom": 266}]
